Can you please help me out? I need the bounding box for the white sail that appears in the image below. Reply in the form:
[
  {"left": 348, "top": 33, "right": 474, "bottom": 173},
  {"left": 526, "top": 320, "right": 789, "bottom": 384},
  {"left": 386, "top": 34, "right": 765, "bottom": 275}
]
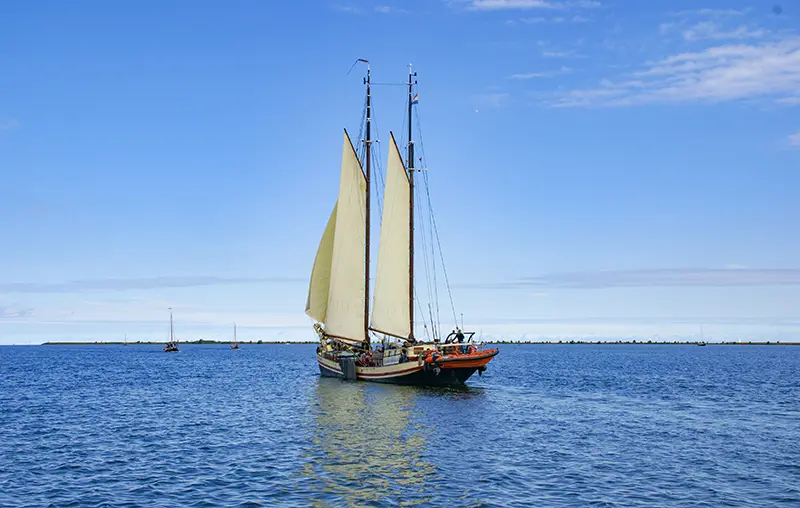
[
  {"left": 371, "top": 132, "right": 411, "bottom": 339},
  {"left": 317, "top": 130, "right": 367, "bottom": 343},
  {"left": 306, "top": 203, "right": 338, "bottom": 322}
]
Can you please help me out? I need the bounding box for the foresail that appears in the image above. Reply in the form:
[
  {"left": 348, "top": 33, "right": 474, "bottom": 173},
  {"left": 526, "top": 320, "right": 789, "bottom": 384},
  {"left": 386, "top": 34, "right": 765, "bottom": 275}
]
[
  {"left": 371, "top": 132, "right": 411, "bottom": 339},
  {"left": 324, "top": 130, "right": 367, "bottom": 343},
  {"left": 305, "top": 202, "right": 337, "bottom": 322}
]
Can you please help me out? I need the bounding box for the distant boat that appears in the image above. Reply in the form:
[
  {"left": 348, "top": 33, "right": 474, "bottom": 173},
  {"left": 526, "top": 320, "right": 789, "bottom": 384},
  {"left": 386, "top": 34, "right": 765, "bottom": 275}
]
[
  {"left": 697, "top": 326, "right": 706, "bottom": 346},
  {"left": 307, "top": 62, "right": 498, "bottom": 386},
  {"left": 164, "top": 308, "right": 179, "bottom": 352},
  {"left": 230, "top": 323, "right": 239, "bottom": 350}
]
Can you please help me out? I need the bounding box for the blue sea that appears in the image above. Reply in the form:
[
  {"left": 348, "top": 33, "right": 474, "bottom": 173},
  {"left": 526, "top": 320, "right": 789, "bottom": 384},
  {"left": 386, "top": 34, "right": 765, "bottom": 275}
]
[{"left": 1, "top": 344, "right": 798, "bottom": 507}]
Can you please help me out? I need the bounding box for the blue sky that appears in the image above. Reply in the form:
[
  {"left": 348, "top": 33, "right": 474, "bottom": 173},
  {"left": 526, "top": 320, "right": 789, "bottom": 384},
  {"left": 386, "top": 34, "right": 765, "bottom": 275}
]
[{"left": 1, "top": 0, "right": 798, "bottom": 344}]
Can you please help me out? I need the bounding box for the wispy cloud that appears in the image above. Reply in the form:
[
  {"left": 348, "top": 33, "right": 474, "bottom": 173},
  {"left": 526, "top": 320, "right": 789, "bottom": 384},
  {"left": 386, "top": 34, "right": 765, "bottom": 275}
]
[
  {"left": 518, "top": 14, "right": 588, "bottom": 23},
  {"left": 333, "top": 4, "right": 362, "bottom": 14},
  {"left": 546, "top": 36, "right": 800, "bottom": 107},
  {"left": 672, "top": 8, "right": 749, "bottom": 18},
  {"left": 508, "top": 66, "right": 572, "bottom": 79},
  {"left": 478, "top": 268, "right": 800, "bottom": 289},
  {"left": 0, "top": 118, "right": 19, "bottom": 131},
  {"left": 457, "top": 0, "right": 601, "bottom": 11},
  {"left": 789, "top": 131, "right": 800, "bottom": 148},
  {"left": 542, "top": 49, "right": 585, "bottom": 58},
  {"left": 375, "top": 5, "right": 408, "bottom": 13},
  {"left": 0, "top": 276, "right": 304, "bottom": 294},
  {"left": 681, "top": 21, "right": 767, "bottom": 42},
  {"left": 661, "top": 7, "right": 768, "bottom": 44},
  {"left": 0, "top": 306, "right": 33, "bottom": 319},
  {"left": 333, "top": 4, "right": 407, "bottom": 14}
]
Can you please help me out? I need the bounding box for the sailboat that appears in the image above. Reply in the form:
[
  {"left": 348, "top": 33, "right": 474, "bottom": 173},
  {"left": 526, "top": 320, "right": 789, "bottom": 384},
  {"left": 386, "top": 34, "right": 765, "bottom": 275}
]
[
  {"left": 306, "top": 62, "right": 498, "bottom": 387},
  {"left": 230, "top": 323, "right": 239, "bottom": 350},
  {"left": 164, "top": 308, "right": 179, "bottom": 352},
  {"left": 697, "top": 326, "right": 707, "bottom": 346}
]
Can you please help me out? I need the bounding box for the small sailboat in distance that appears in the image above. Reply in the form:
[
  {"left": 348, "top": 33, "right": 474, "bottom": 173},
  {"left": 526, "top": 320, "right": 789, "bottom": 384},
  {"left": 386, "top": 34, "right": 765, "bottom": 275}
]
[
  {"left": 697, "top": 326, "right": 707, "bottom": 346},
  {"left": 306, "top": 62, "right": 498, "bottom": 386},
  {"left": 230, "top": 323, "right": 239, "bottom": 350},
  {"left": 164, "top": 308, "right": 179, "bottom": 352}
]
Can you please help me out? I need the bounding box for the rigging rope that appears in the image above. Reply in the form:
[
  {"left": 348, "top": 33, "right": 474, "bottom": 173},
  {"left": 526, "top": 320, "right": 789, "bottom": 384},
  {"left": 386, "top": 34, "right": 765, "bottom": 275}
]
[
  {"left": 414, "top": 176, "right": 437, "bottom": 339},
  {"left": 414, "top": 101, "right": 459, "bottom": 328},
  {"left": 356, "top": 93, "right": 385, "bottom": 217}
]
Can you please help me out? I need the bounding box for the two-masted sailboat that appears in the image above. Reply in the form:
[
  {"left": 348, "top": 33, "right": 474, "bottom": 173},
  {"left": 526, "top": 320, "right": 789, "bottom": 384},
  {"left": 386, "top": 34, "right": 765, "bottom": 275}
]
[{"left": 306, "top": 62, "right": 498, "bottom": 387}]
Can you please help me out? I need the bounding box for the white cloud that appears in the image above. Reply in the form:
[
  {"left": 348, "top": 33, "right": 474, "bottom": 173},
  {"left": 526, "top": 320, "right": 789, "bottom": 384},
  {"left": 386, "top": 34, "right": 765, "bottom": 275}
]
[
  {"left": 508, "top": 66, "right": 572, "bottom": 79},
  {"left": 659, "top": 22, "right": 675, "bottom": 34},
  {"left": 460, "top": 0, "right": 601, "bottom": 11},
  {"left": 789, "top": 131, "right": 800, "bottom": 147},
  {"left": 673, "top": 8, "right": 748, "bottom": 18},
  {"left": 0, "top": 306, "right": 33, "bottom": 319},
  {"left": 547, "top": 36, "right": 800, "bottom": 107},
  {"left": 542, "top": 49, "right": 584, "bottom": 58},
  {"left": 375, "top": 5, "right": 408, "bottom": 13},
  {"left": 682, "top": 21, "right": 767, "bottom": 42},
  {"left": 518, "top": 15, "right": 586, "bottom": 23},
  {"left": 333, "top": 5, "right": 361, "bottom": 13}
]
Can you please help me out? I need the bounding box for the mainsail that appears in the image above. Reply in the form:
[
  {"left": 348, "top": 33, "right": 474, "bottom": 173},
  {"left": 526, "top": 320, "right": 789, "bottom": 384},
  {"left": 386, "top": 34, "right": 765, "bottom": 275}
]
[
  {"left": 370, "top": 133, "right": 411, "bottom": 339},
  {"left": 306, "top": 130, "right": 367, "bottom": 344}
]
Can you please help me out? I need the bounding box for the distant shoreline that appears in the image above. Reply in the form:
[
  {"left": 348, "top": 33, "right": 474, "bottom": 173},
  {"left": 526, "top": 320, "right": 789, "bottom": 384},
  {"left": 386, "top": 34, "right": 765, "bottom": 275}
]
[
  {"left": 41, "top": 340, "right": 318, "bottom": 345},
  {"left": 39, "top": 340, "right": 800, "bottom": 346}
]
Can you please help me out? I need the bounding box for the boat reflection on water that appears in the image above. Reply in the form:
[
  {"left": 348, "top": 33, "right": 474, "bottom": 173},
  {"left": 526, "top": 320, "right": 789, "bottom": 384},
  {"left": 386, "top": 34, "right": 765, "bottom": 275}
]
[{"left": 301, "top": 378, "right": 436, "bottom": 506}]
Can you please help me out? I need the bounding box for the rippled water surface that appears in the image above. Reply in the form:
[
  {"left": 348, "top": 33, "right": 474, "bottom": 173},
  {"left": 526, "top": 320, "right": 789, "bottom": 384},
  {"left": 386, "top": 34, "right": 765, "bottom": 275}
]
[{"left": 1, "top": 344, "right": 799, "bottom": 506}]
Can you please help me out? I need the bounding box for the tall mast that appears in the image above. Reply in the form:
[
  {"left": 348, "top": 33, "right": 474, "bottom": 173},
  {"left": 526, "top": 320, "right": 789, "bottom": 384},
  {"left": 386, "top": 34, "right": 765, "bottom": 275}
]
[
  {"left": 364, "top": 60, "right": 372, "bottom": 349},
  {"left": 169, "top": 307, "right": 173, "bottom": 342},
  {"left": 408, "top": 64, "right": 416, "bottom": 342}
]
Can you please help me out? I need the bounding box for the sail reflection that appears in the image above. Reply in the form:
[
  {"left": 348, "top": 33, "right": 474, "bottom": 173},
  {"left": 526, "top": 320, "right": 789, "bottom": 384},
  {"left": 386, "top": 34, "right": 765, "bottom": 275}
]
[{"left": 302, "top": 378, "right": 436, "bottom": 506}]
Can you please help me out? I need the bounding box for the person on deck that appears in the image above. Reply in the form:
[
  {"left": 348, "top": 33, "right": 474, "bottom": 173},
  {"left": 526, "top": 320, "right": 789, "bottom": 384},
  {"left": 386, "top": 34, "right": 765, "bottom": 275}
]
[{"left": 455, "top": 328, "right": 466, "bottom": 354}]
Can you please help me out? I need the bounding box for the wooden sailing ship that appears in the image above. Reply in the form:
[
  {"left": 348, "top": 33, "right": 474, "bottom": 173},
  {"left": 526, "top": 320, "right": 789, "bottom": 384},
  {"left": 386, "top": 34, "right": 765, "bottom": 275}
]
[{"left": 306, "top": 62, "right": 498, "bottom": 387}]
